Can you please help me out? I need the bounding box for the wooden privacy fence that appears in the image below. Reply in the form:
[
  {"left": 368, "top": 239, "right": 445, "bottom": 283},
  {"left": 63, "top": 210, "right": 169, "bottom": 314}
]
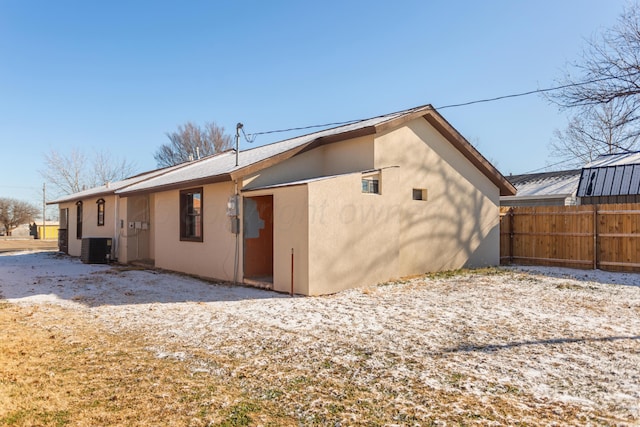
[{"left": 500, "top": 203, "right": 640, "bottom": 272}]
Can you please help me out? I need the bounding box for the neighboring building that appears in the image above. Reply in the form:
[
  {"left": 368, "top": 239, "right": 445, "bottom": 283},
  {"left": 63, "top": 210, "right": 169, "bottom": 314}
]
[
  {"left": 501, "top": 169, "right": 581, "bottom": 207},
  {"left": 1, "top": 223, "right": 30, "bottom": 237},
  {"left": 48, "top": 104, "right": 515, "bottom": 295},
  {"left": 37, "top": 221, "right": 60, "bottom": 240},
  {"left": 577, "top": 151, "right": 640, "bottom": 204}
]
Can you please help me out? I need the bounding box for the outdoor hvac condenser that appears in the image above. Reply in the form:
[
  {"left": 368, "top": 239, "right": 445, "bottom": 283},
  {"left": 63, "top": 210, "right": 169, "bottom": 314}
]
[{"left": 80, "top": 237, "right": 112, "bottom": 264}]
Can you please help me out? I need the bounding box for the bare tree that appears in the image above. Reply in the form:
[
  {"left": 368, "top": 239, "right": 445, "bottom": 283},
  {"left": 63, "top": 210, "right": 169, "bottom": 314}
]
[
  {"left": 40, "top": 148, "right": 138, "bottom": 197},
  {"left": 550, "top": 100, "right": 640, "bottom": 166},
  {"left": 90, "top": 149, "right": 138, "bottom": 188},
  {"left": 553, "top": 3, "right": 640, "bottom": 109},
  {"left": 154, "top": 121, "right": 233, "bottom": 167},
  {"left": 41, "top": 148, "right": 86, "bottom": 195},
  {"left": 547, "top": 3, "right": 640, "bottom": 163},
  {"left": 0, "top": 197, "right": 39, "bottom": 236}
]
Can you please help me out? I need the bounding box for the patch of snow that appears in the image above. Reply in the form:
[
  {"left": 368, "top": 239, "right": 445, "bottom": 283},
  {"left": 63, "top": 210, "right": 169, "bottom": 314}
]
[{"left": 2, "top": 251, "right": 639, "bottom": 421}]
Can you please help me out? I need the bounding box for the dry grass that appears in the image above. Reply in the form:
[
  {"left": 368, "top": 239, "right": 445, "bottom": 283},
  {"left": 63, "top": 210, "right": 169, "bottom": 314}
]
[
  {"left": 0, "top": 303, "right": 294, "bottom": 426},
  {"left": 2, "top": 252, "right": 638, "bottom": 426},
  {"left": 0, "top": 301, "right": 620, "bottom": 426}
]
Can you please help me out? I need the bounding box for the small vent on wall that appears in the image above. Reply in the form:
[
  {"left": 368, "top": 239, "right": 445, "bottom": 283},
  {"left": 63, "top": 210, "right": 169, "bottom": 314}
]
[{"left": 413, "top": 188, "right": 428, "bottom": 201}]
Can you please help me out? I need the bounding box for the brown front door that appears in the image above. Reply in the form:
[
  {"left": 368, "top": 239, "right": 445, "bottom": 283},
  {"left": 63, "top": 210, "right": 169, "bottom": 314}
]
[{"left": 243, "top": 195, "right": 273, "bottom": 279}]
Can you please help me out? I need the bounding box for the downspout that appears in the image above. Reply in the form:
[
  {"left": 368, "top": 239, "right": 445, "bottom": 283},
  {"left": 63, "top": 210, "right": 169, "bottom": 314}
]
[
  {"left": 233, "top": 122, "right": 243, "bottom": 284},
  {"left": 291, "top": 248, "right": 294, "bottom": 296},
  {"left": 233, "top": 180, "right": 240, "bottom": 285}
]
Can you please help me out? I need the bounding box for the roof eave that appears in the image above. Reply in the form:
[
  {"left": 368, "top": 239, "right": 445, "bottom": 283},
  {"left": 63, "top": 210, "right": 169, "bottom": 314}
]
[
  {"left": 501, "top": 194, "right": 574, "bottom": 201},
  {"left": 46, "top": 189, "right": 117, "bottom": 205},
  {"left": 116, "top": 173, "right": 233, "bottom": 197}
]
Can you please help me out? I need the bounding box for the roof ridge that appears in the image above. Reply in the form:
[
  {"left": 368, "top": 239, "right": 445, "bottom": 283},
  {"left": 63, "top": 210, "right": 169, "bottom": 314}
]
[{"left": 237, "top": 104, "right": 434, "bottom": 154}]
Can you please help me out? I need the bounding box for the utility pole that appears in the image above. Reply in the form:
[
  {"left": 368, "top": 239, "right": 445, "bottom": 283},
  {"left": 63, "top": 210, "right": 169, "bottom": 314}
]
[
  {"left": 42, "top": 183, "right": 46, "bottom": 240},
  {"left": 235, "top": 123, "right": 243, "bottom": 167}
]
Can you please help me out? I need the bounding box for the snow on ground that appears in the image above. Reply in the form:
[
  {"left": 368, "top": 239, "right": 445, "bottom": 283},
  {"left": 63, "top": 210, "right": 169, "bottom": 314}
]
[{"left": 1, "top": 251, "right": 639, "bottom": 423}]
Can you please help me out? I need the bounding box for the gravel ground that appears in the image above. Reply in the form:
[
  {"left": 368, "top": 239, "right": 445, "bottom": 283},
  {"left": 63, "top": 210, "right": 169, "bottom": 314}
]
[{"left": 1, "top": 251, "right": 639, "bottom": 425}]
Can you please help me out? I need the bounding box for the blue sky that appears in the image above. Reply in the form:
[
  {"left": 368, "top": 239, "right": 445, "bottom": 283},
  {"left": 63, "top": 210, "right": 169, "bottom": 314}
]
[{"left": 0, "top": 1, "right": 628, "bottom": 213}]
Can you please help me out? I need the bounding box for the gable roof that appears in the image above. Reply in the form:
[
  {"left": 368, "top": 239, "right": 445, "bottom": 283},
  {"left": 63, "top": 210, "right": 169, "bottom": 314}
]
[
  {"left": 506, "top": 169, "right": 581, "bottom": 198},
  {"left": 577, "top": 151, "right": 640, "bottom": 197},
  {"left": 115, "top": 104, "right": 515, "bottom": 197},
  {"left": 46, "top": 162, "right": 189, "bottom": 205},
  {"left": 47, "top": 104, "right": 515, "bottom": 203}
]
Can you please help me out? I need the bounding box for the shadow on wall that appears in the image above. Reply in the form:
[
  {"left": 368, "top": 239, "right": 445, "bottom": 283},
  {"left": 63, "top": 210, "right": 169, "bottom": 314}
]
[{"left": 310, "top": 152, "right": 499, "bottom": 291}]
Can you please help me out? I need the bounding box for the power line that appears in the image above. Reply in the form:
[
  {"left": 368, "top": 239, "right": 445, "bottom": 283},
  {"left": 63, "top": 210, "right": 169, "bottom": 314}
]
[
  {"left": 244, "top": 118, "right": 363, "bottom": 140},
  {"left": 435, "top": 76, "right": 617, "bottom": 110},
  {"left": 0, "top": 185, "right": 39, "bottom": 189},
  {"left": 242, "top": 75, "right": 621, "bottom": 142},
  {"left": 521, "top": 158, "right": 581, "bottom": 174}
]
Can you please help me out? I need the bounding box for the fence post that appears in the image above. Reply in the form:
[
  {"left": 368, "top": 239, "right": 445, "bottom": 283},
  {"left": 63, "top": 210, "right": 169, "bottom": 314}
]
[
  {"left": 509, "top": 207, "right": 514, "bottom": 263},
  {"left": 593, "top": 204, "right": 598, "bottom": 270}
]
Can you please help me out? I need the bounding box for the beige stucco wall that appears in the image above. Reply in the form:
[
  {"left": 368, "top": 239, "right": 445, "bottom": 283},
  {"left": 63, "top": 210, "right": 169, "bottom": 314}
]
[
  {"left": 235, "top": 117, "right": 500, "bottom": 295},
  {"left": 306, "top": 170, "right": 401, "bottom": 295},
  {"left": 153, "top": 182, "right": 239, "bottom": 282},
  {"left": 243, "top": 185, "right": 310, "bottom": 295},
  {"left": 59, "top": 195, "right": 118, "bottom": 257},
  {"left": 243, "top": 135, "right": 375, "bottom": 189},
  {"left": 374, "top": 118, "right": 501, "bottom": 275},
  {"left": 117, "top": 194, "right": 154, "bottom": 263},
  {"left": 57, "top": 201, "right": 75, "bottom": 254}
]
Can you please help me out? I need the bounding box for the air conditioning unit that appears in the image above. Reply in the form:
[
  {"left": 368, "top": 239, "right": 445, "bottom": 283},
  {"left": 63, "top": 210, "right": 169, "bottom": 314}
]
[{"left": 81, "top": 237, "right": 113, "bottom": 264}]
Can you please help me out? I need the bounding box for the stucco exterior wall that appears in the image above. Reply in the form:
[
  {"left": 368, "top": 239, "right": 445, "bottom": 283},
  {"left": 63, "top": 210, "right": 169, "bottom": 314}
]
[
  {"left": 57, "top": 201, "right": 75, "bottom": 254},
  {"left": 374, "top": 118, "right": 501, "bottom": 275},
  {"left": 243, "top": 135, "right": 375, "bottom": 190},
  {"left": 306, "top": 170, "right": 401, "bottom": 295},
  {"left": 153, "top": 182, "right": 239, "bottom": 281},
  {"left": 59, "top": 195, "right": 118, "bottom": 257},
  {"left": 116, "top": 194, "right": 154, "bottom": 263},
  {"left": 243, "top": 185, "right": 310, "bottom": 295}
]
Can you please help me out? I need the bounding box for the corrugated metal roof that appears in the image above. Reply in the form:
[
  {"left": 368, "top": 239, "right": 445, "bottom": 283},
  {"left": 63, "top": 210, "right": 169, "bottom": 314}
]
[
  {"left": 506, "top": 170, "right": 580, "bottom": 197},
  {"left": 47, "top": 163, "right": 188, "bottom": 204},
  {"left": 577, "top": 163, "right": 640, "bottom": 197},
  {"left": 577, "top": 152, "right": 640, "bottom": 197},
  {"left": 116, "top": 106, "right": 428, "bottom": 196},
  {"left": 47, "top": 103, "right": 516, "bottom": 201},
  {"left": 584, "top": 151, "right": 640, "bottom": 168}
]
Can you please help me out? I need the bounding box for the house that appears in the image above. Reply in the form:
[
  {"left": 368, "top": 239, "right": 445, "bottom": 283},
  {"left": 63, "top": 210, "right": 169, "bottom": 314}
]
[
  {"left": 48, "top": 163, "right": 190, "bottom": 255},
  {"left": 576, "top": 151, "right": 640, "bottom": 204},
  {"left": 48, "top": 104, "right": 515, "bottom": 295},
  {"left": 36, "top": 221, "right": 59, "bottom": 240},
  {"left": 501, "top": 169, "right": 581, "bottom": 207}
]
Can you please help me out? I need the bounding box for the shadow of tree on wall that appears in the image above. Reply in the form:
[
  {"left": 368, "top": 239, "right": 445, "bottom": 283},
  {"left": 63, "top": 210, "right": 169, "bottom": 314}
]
[{"left": 312, "top": 145, "right": 498, "bottom": 291}]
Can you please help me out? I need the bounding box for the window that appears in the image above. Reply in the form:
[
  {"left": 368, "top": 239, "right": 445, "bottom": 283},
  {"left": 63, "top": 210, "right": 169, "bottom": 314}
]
[
  {"left": 180, "top": 188, "right": 203, "bottom": 241},
  {"left": 76, "top": 201, "right": 83, "bottom": 239},
  {"left": 362, "top": 171, "right": 381, "bottom": 194},
  {"left": 413, "top": 188, "right": 428, "bottom": 201},
  {"left": 96, "top": 199, "right": 105, "bottom": 226},
  {"left": 59, "top": 208, "right": 68, "bottom": 230}
]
